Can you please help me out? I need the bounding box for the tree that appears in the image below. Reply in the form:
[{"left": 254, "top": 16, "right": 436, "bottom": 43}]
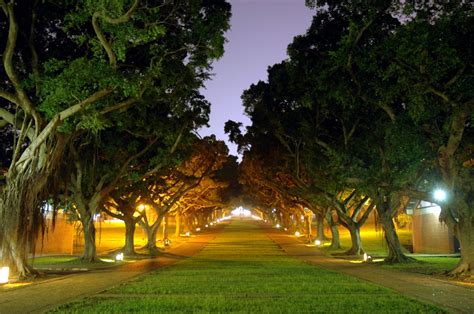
[{"left": 0, "top": 0, "right": 231, "bottom": 277}]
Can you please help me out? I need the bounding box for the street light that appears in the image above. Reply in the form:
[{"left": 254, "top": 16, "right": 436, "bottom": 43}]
[
  {"left": 433, "top": 189, "right": 447, "bottom": 202},
  {"left": 0, "top": 267, "right": 9, "bottom": 284}
]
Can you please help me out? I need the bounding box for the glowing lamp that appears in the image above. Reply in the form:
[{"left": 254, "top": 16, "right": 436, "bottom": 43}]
[
  {"left": 315, "top": 240, "right": 321, "bottom": 246},
  {"left": 275, "top": 224, "right": 281, "bottom": 229},
  {"left": 0, "top": 267, "right": 9, "bottom": 284},
  {"left": 205, "top": 224, "right": 209, "bottom": 228},
  {"left": 295, "top": 231, "right": 301, "bottom": 237},
  {"left": 284, "top": 228, "right": 288, "bottom": 231},
  {"left": 185, "top": 231, "right": 190, "bottom": 237},
  {"left": 210, "top": 222, "right": 214, "bottom": 226},
  {"left": 363, "top": 253, "right": 372, "bottom": 262},
  {"left": 433, "top": 189, "right": 447, "bottom": 202},
  {"left": 196, "top": 228, "right": 201, "bottom": 232},
  {"left": 115, "top": 253, "right": 124, "bottom": 262}
]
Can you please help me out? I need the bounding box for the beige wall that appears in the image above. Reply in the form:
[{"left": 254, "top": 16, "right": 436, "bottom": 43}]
[
  {"left": 412, "top": 204, "right": 454, "bottom": 254},
  {"left": 35, "top": 214, "right": 74, "bottom": 255}
]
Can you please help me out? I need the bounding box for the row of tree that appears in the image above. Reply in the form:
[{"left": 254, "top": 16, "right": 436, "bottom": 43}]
[
  {"left": 227, "top": 1, "right": 472, "bottom": 277},
  {"left": 0, "top": 0, "right": 233, "bottom": 278}
]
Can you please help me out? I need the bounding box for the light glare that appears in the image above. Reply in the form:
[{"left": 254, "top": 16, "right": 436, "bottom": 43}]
[
  {"left": 433, "top": 189, "right": 447, "bottom": 202},
  {"left": 0, "top": 267, "right": 9, "bottom": 284}
]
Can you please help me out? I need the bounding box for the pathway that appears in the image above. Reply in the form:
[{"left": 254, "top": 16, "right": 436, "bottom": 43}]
[{"left": 264, "top": 223, "right": 474, "bottom": 313}]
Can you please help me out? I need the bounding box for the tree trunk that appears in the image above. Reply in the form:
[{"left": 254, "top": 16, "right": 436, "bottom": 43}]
[
  {"left": 344, "top": 224, "right": 363, "bottom": 255},
  {"left": 305, "top": 215, "right": 312, "bottom": 243},
  {"left": 449, "top": 217, "right": 473, "bottom": 277},
  {"left": 123, "top": 217, "right": 136, "bottom": 255},
  {"left": 329, "top": 224, "right": 341, "bottom": 249},
  {"left": 175, "top": 213, "right": 181, "bottom": 237},
  {"left": 325, "top": 210, "right": 341, "bottom": 249},
  {"left": 162, "top": 214, "right": 169, "bottom": 246},
  {"left": 378, "top": 209, "right": 412, "bottom": 263},
  {"left": 0, "top": 136, "right": 67, "bottom": 278},
  {"left": 316, "top": 213, "right": 327, "bottom": 241},
  {"left": 81, "top": 213, "right": 97, "bottom": 262}
]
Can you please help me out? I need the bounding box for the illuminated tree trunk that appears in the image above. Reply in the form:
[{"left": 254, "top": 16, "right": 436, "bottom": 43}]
[
  {"left": 162, "top": 214, "right": 169, "bottom": 246},
  {"left": 123, "top": 216, "right": 136, "bottom": 255},
  {"left": 325, "top": 210, "right": 341, "bottom": 249},
  {"left": 0, "top": 136, "right": 67, "bottom": 277},
  {"left": 376, "top": 199, "right": 412, "bottom": 263},
  {"left": 80, "top": 212, "right": 97, "bottom": 262},
  {"left": 315, "top": 213, "right": 327, "bottom": 241},
  {"left": 345, "top": 224, "right": 363, "bottom": 255},
  {"left": 175, "top": 213, "right": 181, "bottom": 236},
  {"left": 448, "top": 202, "right": 473, "bottom": 276}
]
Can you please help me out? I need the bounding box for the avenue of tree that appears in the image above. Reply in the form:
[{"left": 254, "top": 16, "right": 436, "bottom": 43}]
[
  {"left": 0, "top": 0, "right": 472, "bottom": 281},
  {"left": 227, "top": 1, "right": 473, "bottom": 277}
]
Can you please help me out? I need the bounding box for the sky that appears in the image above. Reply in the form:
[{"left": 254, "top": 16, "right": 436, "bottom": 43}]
[{"left": 198, "top": 0, "right": 315, "bottom": 157}]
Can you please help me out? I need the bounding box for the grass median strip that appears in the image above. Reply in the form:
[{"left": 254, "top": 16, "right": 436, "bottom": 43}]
[{"left": 51, "top": 221, "right": 444, "bottom": 313}]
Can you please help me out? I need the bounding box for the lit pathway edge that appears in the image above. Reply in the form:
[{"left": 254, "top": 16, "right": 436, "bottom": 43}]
[
  {"left": 0, "top": 228, "right": 221, "bottom": 314},
  {"left": 263, "top": 223, "right": 474, "bottom": 314}
]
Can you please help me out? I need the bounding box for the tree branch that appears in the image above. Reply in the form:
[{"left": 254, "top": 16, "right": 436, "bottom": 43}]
[{"left": 92, "top": 0, "right": 139, "bottom": 68}]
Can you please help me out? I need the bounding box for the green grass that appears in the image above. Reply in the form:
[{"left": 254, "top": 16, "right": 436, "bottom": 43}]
[
  {"left": 50, "top": 221, "right": 444, "bottom": 313},
  {"left": 30, "top": 256, "right": 121, "bottom": 269},
  {"left": 382, "top": 257, "right": 460, "bottom": 275},
  {"left": 321, "top": 227, "right": 412, "bottom": 257}
]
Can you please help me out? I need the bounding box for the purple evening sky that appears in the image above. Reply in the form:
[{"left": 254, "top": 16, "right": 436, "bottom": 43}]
[{"left": 198, "top": 0, "right": 314, "bottom": 157}]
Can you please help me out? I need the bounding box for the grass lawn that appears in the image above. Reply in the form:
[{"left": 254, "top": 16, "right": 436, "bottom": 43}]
[
  {"left": 30, "top": 256, "right": 124, "bottom": 270},
  {"left": 50, "top": 221, "right": 444, "bottom": 313},
  {"left": 382, "top": 257, "right": 460, "bottom": 275}
]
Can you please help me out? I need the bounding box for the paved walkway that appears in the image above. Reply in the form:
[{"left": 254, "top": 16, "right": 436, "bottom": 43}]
[
  {"left": 264, "top": 223, "right": 474, "bottom": 313},
  {"left": 0, "top": 229, "right": 219, "bottom": 313}
]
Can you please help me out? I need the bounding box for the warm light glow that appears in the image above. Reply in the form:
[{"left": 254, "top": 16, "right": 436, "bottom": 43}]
[
  {"left": 205, "top": 224, "right": 209, "bottom": 228},
  {"left": 138, "top": 204, "right": 146, "bottom": 211},
  {"left": 284, "top": 228, "right": 288, "bottom": 231},
  {"left": 196, "top": 228, "right": 201, "bottom": 231},
  {"left": 210, "top": 222, "right": 214, "bottom": 226},
  {"left": 251, "top": 215, "right": 262, "bottom": 220},
  {"left": 294, "top": 231, "right": 301, "bottom": 237},
  {"left": 231, "top": 206, "right": 252, "bottom": 217},
  {"left": 363, "top": 253, "right": 368, "bottom": 262},
  {"left": 185, "top": 231, "right": 190, "bottom": 237},
  {"left": 0, "top": 267, "right": 9, "bottom": 284},
  {"left": 315, "top": 239, "right": 321, "bottom": 246},
  {"left": 115, "top": 253, "right": 124, "bottom": 261},
  {"left": 433, "top": 189, "right": 447, "bottom": 202},
  {"left": 275, "top": 224, "right": 281, "bottom": 229}
]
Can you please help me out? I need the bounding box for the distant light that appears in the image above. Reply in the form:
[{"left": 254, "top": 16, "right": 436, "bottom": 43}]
[
  {"left": 283, "top": 228, "right": 288, "bottom": 231},
  {"left": 295, "top": 231, "right": 301, "bottom": 237},
  {"left": 433, "top": 189, "right": 447, "bottom": 202},
  {"left": 315, "top": 240, "right": 321, "bottom": 246},
  {"left": 205, "top": 224, "right": 209, "bottom": 228},
  {"left": 217, "top": 219, "right": 221, "bottom": 222},
  {"left": 115, "top": 253, "right": 124, "bottom": 262},
  {"left": 251, "top": 215, "right": 262, "bottom": 220},
  {"left": 138, "top": 204, "right": 146, "bottom": 211},
  {"left": 185, "top": 231, "right": 190, "bottom": 237},
  {"left": 210, "top": 222, "right": 214, "bottom": 226},
  {"left": 0, "top": 267, "right": 9, "bottom": 284},
  {"left": 363, "top": 253, "right": 368, "bottom": 262},
  {"left": 196, "top": 228, "right": 201, "bottom": 232},
  {"left": 275, "top": 224, "right": 281, "bottom": 229}
]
